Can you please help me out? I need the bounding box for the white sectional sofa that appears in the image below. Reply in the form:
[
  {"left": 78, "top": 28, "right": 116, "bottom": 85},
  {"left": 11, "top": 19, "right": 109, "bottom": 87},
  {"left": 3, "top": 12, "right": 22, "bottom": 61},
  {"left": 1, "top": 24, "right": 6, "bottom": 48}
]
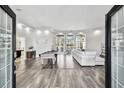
[
  {"left": 71, "top": 49, "right": 104, "bottom": 66},
  {"left": 95, "top": 51, "right": 105, "bottom": 65}
]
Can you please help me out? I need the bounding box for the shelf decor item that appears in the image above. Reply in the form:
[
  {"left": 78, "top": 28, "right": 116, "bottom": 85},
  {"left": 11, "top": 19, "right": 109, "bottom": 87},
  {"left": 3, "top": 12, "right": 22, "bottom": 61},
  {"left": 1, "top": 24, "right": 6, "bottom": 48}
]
[{"left": 28, "top": 46, "right": 34, "bottom": 51}]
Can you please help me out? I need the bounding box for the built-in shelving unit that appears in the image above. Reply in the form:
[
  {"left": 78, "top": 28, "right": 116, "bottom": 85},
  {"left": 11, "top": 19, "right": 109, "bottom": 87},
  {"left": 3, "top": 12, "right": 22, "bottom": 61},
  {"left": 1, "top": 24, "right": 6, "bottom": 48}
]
[
  {"left": 56, "top": 33, "right": 86, "bottom": 53},
  {"left": 76, "top": 34, "right": 86, "bottom": 50}
]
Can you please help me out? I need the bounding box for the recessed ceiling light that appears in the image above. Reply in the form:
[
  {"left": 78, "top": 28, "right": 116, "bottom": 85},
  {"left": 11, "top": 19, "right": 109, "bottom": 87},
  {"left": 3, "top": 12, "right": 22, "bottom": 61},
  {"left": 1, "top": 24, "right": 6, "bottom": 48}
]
[
  {"left": 94, "top": 30, "right": 101, "bottom": 35},
  {"left": 44, "top": 30, "right": 50, "bottom": 35},
  {"left": 17, "top": 23, "right": 23, "bottom": 29},
  {"left": 59, "top": 33, "right": 63, "bottom": 35},
  {"left": 36, "top": 30, "right": 42, "bottom": 35},
  {"left": 25, "top": 27, "right": 30, "bottom": 33},
  {"left": 79, "top": 32, "right": 83, "bottom": 35},
  {"left": 68, "top": 33, "right": 73, "bottom": 35}
]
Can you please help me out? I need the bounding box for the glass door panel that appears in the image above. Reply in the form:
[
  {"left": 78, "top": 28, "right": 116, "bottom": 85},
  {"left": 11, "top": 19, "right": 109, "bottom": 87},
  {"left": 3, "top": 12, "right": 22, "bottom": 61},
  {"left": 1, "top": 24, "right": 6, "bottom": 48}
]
[
  {"left": 118, "top": 47, "right": 124, "bottom": 66},
  {"left": 112, "top": 79, "right": 117, "bottom": 88},
  {"left": 117, "top": 6, "right": 124, "bottom": 88},
  {"left": 0, "top": 7, "right": 7, "bottom": 88},
  {"left": 7, "top": 65, "right": 11, "bottom": 82},
  {"left": 7, "top": 81, "right": 10, "bottom": 88},
  {"left": 118, "top": 66, "right": 124, "bottom": 87},
  {"left": 6, "top": 14, "right": 12, "bottom": 88},
  {"left": 0, "top": 50, "right": 5, "bottom": 69},
  {"left": 0, "top": 68, "right": 5, "bottom": 88},
  {"left": 0, "top": 8, "right": 6, "bottom": 29},
  {"left": 111, "top": 11, "right": 118, "bottom": 88},
  {"left": 0, "top": 7, "right": 13, "bottom": 88},
  {"left": 111, "top": 6, "right": 124, "bottom": 88},
  {"left": 118, "top": 8, "right": 124, "bottom": 28}
]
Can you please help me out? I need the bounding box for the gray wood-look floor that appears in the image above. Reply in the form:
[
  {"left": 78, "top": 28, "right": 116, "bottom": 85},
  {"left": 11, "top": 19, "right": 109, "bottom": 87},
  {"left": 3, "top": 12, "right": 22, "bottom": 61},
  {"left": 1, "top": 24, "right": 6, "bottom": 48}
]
[{"left": 16, "top": 55, "right": 105, "bottom": 88}]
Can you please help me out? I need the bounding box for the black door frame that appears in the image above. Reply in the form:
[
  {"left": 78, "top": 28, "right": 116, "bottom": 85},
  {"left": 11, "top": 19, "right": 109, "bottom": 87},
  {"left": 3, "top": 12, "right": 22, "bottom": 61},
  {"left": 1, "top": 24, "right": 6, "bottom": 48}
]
[
  {"left": 105, "top": 5, "right": 123, "bottom": 88},
  {"left": 0, "top": 5, "right": 16, "bottom": 88}
]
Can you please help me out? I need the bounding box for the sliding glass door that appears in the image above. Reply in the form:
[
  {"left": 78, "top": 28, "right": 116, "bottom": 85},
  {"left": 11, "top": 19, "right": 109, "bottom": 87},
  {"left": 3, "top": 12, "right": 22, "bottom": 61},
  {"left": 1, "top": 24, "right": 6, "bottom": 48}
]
[
  {"left": 106, "top": 5, "right": 124, "bottom": 88},
  {"left": 0, "top": 6, "right": 16, "bottom": 88}
]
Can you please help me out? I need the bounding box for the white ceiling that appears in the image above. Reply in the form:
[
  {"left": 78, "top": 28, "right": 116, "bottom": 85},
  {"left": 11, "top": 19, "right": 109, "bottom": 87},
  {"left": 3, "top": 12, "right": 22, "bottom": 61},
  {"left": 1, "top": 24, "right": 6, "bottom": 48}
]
[{"left": 10, "top": 5, "right": 113, "bottom": 31}]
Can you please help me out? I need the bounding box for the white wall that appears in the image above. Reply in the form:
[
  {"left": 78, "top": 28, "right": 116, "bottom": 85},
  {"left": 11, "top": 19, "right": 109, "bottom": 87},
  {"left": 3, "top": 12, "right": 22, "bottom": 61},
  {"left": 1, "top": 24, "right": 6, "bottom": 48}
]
[
  {"left": 16, "top": 28, "right": 56, "bottom": 57},
  {"left": 83, "top": 27, "right": 105, "bottom": 51},
  {"left": 33, "top": 32, "right": 56, "bottom": 57}
]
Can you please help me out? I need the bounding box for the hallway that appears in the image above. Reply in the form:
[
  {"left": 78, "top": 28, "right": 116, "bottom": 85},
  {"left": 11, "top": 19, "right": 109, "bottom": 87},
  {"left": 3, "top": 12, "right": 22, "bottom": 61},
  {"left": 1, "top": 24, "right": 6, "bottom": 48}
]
[{"left": 16, "top": 55, "right": 105, "bottom": 88}]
